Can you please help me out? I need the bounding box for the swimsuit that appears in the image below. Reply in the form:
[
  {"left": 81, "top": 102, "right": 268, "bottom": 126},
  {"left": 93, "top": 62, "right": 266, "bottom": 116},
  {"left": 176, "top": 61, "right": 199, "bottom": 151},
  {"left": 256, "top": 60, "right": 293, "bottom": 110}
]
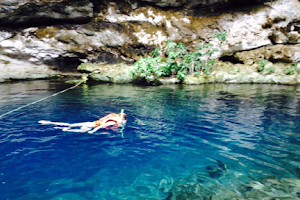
[
  {"left": 93, "top": 114, "right": 120, "bottom": 127},
  {"left": 94, "top": 120, "right": 103, "bottom": 127}
]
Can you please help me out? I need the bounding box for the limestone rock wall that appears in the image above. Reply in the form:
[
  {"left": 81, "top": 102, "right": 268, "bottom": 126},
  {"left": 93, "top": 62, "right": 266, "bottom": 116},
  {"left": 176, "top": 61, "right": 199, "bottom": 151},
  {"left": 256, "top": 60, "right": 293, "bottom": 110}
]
[
  {"left": 0, "top": 0, "right": 299, "bottom": 83},
  {"left": 131, "top": 0, "right": 270, "bottom": 8},
  {"left": 0, "top": 0, "right": 93, "bottom": 26}
]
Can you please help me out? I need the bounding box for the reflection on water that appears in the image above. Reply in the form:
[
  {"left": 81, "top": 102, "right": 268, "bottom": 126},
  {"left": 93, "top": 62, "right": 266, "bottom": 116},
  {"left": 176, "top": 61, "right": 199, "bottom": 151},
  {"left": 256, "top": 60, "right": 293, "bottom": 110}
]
[{"left": 0, "top": 81, "right": 300, "bottom": 199}]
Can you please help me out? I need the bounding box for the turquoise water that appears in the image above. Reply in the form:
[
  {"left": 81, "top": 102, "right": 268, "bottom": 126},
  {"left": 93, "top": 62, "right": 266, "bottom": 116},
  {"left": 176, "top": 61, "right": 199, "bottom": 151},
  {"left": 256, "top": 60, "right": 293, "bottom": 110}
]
[{"left": 1, "top": 81, "right": 300, "bottom": 199}]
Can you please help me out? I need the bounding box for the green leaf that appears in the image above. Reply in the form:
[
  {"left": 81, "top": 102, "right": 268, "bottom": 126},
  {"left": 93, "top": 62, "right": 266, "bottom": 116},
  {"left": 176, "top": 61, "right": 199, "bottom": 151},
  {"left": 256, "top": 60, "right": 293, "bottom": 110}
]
[
  {"left": 152, "top": 47, "right": 160, "bottom": 57},
  {"left": 213, "top": 31, "right": 228, "bottom": 42},
  {"left": 164, "top": 39, "right": 177, "bottom": 51}
]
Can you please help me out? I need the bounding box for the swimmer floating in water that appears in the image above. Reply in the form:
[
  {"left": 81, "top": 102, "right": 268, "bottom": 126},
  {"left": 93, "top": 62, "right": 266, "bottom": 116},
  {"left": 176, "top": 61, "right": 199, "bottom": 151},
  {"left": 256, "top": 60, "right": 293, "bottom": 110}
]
[{"left": 39, "top": 110, "right": 127, "bottom": 134}]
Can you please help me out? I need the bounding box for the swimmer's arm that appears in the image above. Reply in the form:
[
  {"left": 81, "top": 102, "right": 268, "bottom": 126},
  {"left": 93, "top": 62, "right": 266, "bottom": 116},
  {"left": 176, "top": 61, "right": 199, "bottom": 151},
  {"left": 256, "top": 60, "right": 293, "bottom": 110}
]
[
  {"left": 88, "top": 126, "right": 102, "bottom": 134},
  {"left": 88, "top": 121, "right": 117, "bottom": 134}
]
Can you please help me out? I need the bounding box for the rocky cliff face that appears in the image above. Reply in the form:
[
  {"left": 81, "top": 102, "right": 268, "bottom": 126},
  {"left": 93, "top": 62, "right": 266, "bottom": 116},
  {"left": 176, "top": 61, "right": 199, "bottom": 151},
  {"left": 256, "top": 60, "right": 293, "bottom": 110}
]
[{"left": 0, "top": 0, "right": 299, "bottom": 84}]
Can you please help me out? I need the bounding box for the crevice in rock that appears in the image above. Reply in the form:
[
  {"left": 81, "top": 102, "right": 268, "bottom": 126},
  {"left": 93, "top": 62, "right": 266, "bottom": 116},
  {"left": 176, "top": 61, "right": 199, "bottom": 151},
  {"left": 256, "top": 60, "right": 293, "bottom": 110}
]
[
  {"left": 0, "top": 17, "right": 92, "bottom": 29},
  {"left": 219, "top": 55, "right": 243, "bottom": 64},
  {"left": 268, "top": 57, "right": 293, "bottom": 63},
  {"left": 89, "top": 0, "right": 108, "bottom": 13},
  {"left": 90, "top": 51, "right": 125, "bottom": 64},
  {"left": 191, "top": 0, "right": 273, "bottom": 17},
  {"left": 0, "top": 0, "right": 93, "bottom": 28},
  {"left": 47, "top": 53, "right": 87, "bottom": 73}
]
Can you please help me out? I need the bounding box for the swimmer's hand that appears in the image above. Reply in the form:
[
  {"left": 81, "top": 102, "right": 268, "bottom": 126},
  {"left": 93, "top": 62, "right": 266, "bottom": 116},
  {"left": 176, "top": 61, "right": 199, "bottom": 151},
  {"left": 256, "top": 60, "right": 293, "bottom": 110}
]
[{"left": 88, "top": 121, "right": 117, "bottom": 134}]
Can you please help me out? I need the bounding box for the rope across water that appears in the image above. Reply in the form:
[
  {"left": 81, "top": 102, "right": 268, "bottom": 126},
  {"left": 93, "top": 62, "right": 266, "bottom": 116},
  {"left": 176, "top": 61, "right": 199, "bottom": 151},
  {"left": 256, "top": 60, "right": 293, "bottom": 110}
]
[{"left": 0, "top": 71, "right": 99, "bottom": 119}]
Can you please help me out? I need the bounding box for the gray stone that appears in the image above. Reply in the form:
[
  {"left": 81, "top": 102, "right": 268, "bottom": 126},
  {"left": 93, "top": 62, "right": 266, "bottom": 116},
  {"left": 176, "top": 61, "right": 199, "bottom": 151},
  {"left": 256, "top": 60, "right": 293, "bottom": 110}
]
[
  {"left": 0, "top": 55, "right": 60, "bottom": 82},
  {"left": 0, "top": 31, "right": 13, "bottom": 42},
  {"left": 0, "top": 0, "right": 93, "bottom": 26},
  {"left": 270, "top": 31, "right": 288, "bottom": 44},
  {"left": 235, "top": 44, "right": 300, "bottom": 65},
  {"left": 77, "top": 63, "right": 134, "bottom": 83},
  {"left": 158, "top": 77, "right": 181, "bottom": 84}
]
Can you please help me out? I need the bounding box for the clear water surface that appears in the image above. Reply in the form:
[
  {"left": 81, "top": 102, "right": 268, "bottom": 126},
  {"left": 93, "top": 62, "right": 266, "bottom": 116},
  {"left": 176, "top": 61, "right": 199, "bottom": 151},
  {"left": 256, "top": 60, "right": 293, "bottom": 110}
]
[{"left": 1, "top": 80, "right": 300, "bottom": 199}]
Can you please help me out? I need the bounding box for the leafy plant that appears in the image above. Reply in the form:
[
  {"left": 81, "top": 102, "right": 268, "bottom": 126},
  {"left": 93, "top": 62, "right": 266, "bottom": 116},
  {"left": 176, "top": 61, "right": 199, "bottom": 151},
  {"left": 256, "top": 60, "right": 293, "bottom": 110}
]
[
  {"left": 130, "top": 31, "right": 227, "bottom": 82},
  {"left": 130, "top": 56, "right": 163, "bottom": 81},
  {"left": 152, "top": 47, "right": 160, "bottom": 58},
  {"left": 257, "top": 59, "right": 268, "bottom": 72},
  {"left": 265, "top": 65, "right": 275, "bottom": 74},
  {"left": 283, "top": 63, "right": 298, "bottom": 75},
  {"left": 213, "top": 31, "right": 228, "bottom": 45}
]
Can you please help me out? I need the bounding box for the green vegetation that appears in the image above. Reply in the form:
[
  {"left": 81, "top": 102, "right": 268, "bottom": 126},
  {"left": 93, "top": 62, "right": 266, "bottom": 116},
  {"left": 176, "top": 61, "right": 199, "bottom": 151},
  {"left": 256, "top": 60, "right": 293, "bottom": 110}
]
[
  {"left": 256, "top": 59, "right": 268, "bottom": 72},
  {"left": 265, "top": 65, "right": 275, "bottom": 74},
  {"left": 130, "top": 32, "right": 227, "bottom": 82},
  {"left": 283, "top": 63, "right": 298, "bottom": 75},
  {"left": 256, "top": 59, "right": 275, "bottom": 74},
  {"left": 256, "top": 60, "right": 299, "bottom": 75},
  {"left": 213, "top": 31, "right": 228, "bottom": 46}
]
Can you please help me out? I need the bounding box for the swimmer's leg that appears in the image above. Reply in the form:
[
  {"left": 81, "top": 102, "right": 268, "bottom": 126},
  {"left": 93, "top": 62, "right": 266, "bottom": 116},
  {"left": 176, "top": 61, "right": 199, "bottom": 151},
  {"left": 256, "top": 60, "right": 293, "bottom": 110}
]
[
  {"left": 88, "top": 126, "right": 102, "bottom": 134},
  {"left": 68, "top": 122, "right": 94, "bottom": 128},
  {"left": 39, "top": 121, "right": 94, "bottom": 128},
  {"left": 54, "top": 122, "right": 95, "bottom": 132},
  {"left": 61, "top": 125, "right": 93, "bottom": 133},
  {"left": 39, "top": 120, "right": 71, "bottom": 126}
]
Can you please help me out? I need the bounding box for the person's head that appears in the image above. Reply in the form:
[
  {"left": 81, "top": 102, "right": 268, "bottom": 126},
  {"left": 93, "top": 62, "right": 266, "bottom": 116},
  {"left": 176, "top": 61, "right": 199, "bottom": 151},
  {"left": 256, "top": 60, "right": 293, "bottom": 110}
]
[
  {"left": 118, "top": 113, "right": 127, "bottom": 125},
  {"left": 119, "top": 113, "right": 127, "bottom": 120}
]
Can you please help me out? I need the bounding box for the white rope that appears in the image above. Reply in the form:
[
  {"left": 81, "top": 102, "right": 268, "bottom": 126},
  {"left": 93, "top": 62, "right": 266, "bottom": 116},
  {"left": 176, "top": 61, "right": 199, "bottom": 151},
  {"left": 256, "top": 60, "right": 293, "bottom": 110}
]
[{"left": 0, "top": 80, "right": 84, "bottom": 119}]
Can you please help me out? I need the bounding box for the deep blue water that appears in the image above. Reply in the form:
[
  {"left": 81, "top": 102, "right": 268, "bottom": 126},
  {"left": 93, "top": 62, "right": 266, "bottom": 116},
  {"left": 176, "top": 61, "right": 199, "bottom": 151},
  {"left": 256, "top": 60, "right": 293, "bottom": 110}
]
[{"left": 1, "top": 81, "right": 300, "bottom": 199}]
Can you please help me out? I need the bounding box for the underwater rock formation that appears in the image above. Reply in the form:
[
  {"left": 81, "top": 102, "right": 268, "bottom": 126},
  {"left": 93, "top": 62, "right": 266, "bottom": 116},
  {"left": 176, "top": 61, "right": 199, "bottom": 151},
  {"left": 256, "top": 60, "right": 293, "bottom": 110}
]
[
  {"left": 163, "top": 160, "right": 300, "bottom": 200},
  {"left": 0, "top": 0, "right": 299, "bottom": 83}
]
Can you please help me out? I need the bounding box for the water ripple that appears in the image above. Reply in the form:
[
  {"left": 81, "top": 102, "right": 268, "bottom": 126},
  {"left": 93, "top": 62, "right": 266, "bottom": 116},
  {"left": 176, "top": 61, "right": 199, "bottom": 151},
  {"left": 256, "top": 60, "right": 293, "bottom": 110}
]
[{"left": 1, "top": 82, "right": 300, "bottom": 200}]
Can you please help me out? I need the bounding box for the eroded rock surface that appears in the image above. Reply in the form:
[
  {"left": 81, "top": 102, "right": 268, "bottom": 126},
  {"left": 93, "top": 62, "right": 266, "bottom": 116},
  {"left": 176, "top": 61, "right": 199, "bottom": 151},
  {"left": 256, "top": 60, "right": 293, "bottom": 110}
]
[
  {"left": 0, "top": 0, "right": 299, "bottom": 84},
  {"left": 0, "top": 0, "right": 93, "bottom": 27}
]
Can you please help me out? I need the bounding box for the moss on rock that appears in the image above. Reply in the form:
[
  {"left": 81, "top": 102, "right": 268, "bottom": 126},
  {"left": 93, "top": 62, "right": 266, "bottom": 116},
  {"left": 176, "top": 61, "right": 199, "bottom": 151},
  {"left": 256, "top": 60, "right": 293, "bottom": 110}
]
[{"left": 77, "top": 62, "right": 134, "bottom": 83}]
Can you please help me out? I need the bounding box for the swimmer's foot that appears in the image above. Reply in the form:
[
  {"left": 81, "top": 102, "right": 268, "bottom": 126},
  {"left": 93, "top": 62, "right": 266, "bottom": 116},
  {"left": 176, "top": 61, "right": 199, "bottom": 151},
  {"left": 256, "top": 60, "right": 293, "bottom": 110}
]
[{"left": 39, "top": 120, "right": 71, "bottom": 126}]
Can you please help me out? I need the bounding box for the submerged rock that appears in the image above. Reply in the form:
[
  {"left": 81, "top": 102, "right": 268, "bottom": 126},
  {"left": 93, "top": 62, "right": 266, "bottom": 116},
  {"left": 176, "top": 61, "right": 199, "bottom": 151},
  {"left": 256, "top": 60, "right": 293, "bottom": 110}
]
[
  {"left": 206, "top": 161, "right": 227, "bottom": 178},
  {"left": 242, "top": 177, "right": 300, "bottom": 199},
  {"left": 163, "top": 163, "right": 300, "bottom": 200},
  {"left": 165, "top": 178, "right": 215, "bottom": 200},
  {"left": 206, "top": 164, "right": 223, "bottom": 178}
]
